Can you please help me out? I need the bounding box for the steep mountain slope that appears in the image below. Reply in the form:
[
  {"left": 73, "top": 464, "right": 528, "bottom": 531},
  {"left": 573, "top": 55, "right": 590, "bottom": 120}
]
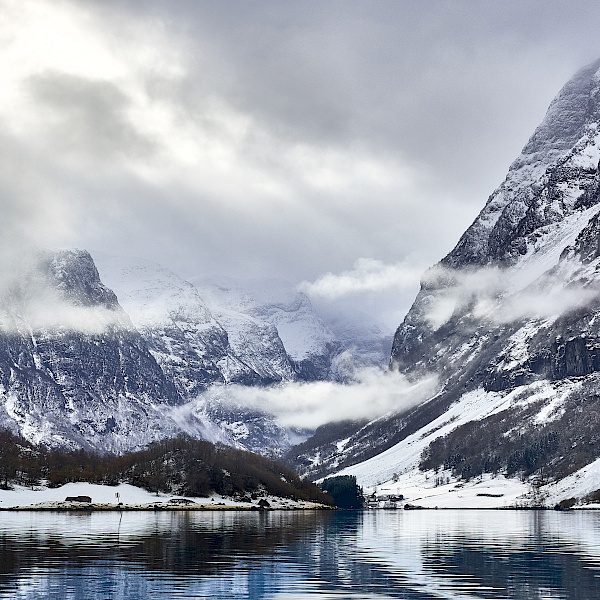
[
  {"left": 296, "top": 58, "right": 600, "bottom": 503},
  {"left": 387, "top": 56, "right": 600, "bottom": 463},
  {"left": 94, "top": 254, "right": 293, "bottom": 390},
  {"left": 0, "top": 250, "right": 182, "bottom": 452}
]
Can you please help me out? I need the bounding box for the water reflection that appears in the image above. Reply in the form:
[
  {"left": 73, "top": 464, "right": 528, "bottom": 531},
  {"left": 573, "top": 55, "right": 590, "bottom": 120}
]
[{"left": 0, "top": 510, "right": 600, "bottom": 598}]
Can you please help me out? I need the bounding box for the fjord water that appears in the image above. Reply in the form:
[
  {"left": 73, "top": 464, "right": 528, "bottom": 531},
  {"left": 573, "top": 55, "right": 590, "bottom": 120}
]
[{"left": 1, "top": 510, "right": 599, "bottom": 599}]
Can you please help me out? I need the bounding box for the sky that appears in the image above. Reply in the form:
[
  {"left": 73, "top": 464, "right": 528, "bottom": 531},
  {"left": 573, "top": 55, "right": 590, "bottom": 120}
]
[{"left": 3, "top": 0, "right": 600, "bottom": 330}]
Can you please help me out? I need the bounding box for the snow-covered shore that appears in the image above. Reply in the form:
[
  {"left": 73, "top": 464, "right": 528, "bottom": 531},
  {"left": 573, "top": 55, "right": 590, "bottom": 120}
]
[
  {"left": 366, "top": 471, "right": 531, "bottom": 509},
  {"left": 0, "top": 482, "right": 330, "bottom": 511},
  {"left": 360, "top": 466, "right": 600, "bottom": 510}
]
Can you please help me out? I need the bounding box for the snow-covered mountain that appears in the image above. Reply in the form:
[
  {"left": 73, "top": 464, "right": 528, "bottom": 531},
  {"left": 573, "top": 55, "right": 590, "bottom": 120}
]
[
  {"left": 94, "top": 257, "right": 354, "bottom": 386},
  {"left": 0, "top": 249, "right": 183, "bottom": 452},
  {"left": 191, "top": 275, "right": 339, "bottom": 381},
  {"left": 94, "top": 254, "right": 296, "bottom": 390},
  {"left": 295, "top": 58, "right": 600, "bottom": 506},
  {"left": 0, "top": 249, "right": 390, "bottom": 455}
]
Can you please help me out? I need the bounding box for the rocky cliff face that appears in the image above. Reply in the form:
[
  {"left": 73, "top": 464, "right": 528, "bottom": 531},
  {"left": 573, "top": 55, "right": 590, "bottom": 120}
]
[
  {"left": 0, "top": 250, "right": 182, "bottom": 452},
  {"left": 293, "top": 59, "right": 600, "bottom": 493}
]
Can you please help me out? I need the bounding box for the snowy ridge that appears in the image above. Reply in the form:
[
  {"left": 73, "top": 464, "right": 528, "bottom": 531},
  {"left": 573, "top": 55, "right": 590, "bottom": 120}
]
[
  {"left": 94, "top": 252, "right": 231, "bottom": 395},
  {"left": 445, "top": 57, "right": 600, "bottom": 268},
  {"left": 0, "top": 249, "right": 185, "bottom": 453}
]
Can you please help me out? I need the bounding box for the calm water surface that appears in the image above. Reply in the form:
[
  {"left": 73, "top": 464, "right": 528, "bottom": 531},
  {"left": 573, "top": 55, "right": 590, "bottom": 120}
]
[{"left": 0, "top": 509, "right": 599, "bottom": 599}]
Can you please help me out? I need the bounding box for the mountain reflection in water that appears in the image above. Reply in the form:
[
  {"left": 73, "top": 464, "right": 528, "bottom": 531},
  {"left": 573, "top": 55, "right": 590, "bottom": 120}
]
[{"left": 0, "top": 509, "right": 599, "bottom": 598}]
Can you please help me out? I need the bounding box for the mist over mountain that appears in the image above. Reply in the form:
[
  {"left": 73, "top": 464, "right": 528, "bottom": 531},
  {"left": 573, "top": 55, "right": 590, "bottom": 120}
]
[
  {"left": 7, "top": 50, "right": 600, "bottom": 508},
  {"left": 292, "top": 58, "right": 600, "bottom": 505},
  {"left": 0, "top": 248, "right": 393, "bottom": 456}
]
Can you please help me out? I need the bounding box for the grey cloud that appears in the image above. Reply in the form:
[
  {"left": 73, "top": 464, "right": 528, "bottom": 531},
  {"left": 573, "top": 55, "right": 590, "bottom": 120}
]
[
  {"left": 0, "top": 127, "right": 76, "bottom": 253},
  {"left": 121, "top": 1, "right": 600, "bottom": 190},
  {"left": 4, "top": 0, "right": 600, "bottom": 336},
  {"left": 87, "top": 1, "right": 600, "bottom": 250},
  {"left": 184, "top": 367, "right": 439, "bottom": 429},
  {"left": 419, "top": 264, "right": 600, "bottom": 330},
  {"left": 26, "top": 71, "right": 155, "bottom": 161}
]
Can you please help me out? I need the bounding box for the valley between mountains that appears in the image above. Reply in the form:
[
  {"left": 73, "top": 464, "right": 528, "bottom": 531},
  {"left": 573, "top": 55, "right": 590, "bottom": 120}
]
[{"left": 7, "top": 58, "right": 600, "bottom": 508}]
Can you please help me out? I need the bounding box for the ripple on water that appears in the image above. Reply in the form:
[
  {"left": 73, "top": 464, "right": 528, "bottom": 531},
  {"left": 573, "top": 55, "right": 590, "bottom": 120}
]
[{"left": 0, "top": 510, "right": 600, "bottom": 599}]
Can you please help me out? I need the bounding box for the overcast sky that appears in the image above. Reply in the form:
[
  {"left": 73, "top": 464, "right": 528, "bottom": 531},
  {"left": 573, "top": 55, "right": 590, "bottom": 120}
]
[{"left": 3, "top": 0, "right": 600, "bottom": 329}]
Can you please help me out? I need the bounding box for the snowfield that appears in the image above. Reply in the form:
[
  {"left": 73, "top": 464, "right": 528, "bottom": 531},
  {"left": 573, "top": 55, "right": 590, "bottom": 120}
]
[
  {"left": 0, "top": 482, "right": 329, "bottom": 511},
  {"left": 337, "top": 379, "right": 600, "bottom": 508}
]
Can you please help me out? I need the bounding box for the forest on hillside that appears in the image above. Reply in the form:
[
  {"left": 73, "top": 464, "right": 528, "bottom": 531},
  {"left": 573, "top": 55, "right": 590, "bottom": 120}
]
[{"left": 0, "top": 430, "right": 331, "bottom": 504}]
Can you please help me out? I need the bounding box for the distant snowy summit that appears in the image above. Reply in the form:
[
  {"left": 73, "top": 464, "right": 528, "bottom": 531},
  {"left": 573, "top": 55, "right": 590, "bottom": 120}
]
[
  {"left": 0, "top": 248, "right": 390, "bottom": 455},
  {"left": 296, "top": 58, "right": 600, "bottom": 507},
  {"left": 190, "top": 274, "right": 338, "bottom": 380},
  {"left": 94, "top": 254, "right": 386, "bottom": 388}
]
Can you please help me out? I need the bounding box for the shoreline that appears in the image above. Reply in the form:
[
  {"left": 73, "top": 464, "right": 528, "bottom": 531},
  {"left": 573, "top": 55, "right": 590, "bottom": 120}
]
[
  {"left": 3, "top": 502, "right": 598, "bottom": 512},
  {"left": 1, "top": 501, "right": 333, "bottom": 512},
  {"left": 3, "top": 482, "right": 598, "bottom": 512},
  {"left": 0, "top": 504, "right": 600, "bottom": 513},
  {"left": 0, "top": 482, "right": 332, "bottom": 512}
]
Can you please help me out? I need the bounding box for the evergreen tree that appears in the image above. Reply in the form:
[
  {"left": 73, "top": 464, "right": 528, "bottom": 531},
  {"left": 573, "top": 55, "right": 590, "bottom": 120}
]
[{"left": 320, "top": 475, "right": 364, "bottom": 509}]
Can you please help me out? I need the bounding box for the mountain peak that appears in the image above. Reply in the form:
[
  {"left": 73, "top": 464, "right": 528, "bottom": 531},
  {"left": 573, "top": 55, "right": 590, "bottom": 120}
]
[
  {"left": 520, "top": 57, "right": 600, "bottom": 158},
  {"left": 443, "top": 58, "right": 600, "bottom": 270}
]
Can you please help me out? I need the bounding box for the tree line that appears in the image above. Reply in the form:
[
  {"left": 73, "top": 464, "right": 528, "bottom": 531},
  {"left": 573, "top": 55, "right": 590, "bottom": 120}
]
[
  {"left": 420, "top": 387, "right": 600, "bottom": 482},
  {"left": 0, "top": 429, "right": 332, "bottom": 504}
]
